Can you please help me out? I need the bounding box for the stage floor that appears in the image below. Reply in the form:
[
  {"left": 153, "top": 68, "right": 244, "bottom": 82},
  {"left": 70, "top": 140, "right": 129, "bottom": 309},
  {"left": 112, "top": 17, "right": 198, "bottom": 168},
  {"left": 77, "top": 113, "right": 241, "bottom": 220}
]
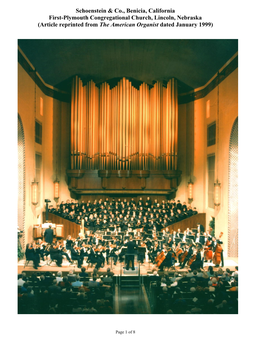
[{"left": 18, "top": 257, "right": 238, "bottom": 276}]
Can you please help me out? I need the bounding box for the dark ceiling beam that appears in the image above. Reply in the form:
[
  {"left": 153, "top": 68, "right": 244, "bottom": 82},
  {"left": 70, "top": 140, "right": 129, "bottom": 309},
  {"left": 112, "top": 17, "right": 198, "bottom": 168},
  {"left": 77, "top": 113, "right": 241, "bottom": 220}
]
[{"left": 18, "top": 47, "right": 237, "bottom": 105}]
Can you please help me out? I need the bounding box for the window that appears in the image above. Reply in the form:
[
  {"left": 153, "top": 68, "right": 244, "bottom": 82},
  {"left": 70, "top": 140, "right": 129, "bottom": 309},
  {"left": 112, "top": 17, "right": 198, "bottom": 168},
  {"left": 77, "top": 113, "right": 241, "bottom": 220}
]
[
  {"left": 207, "top": 122, "right": 216, "bottom": 147},
  {"left": 35, "top": 121, "right": 42, "bottom": 144},
  {"left": 207, "top": 154, "right": 215, "bottom": 209}
]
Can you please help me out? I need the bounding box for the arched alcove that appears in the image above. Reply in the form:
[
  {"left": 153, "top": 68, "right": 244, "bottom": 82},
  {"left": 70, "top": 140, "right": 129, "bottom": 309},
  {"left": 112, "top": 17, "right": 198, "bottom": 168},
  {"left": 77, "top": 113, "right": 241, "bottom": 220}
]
[
  {"left": 18, "top": 114, "right": 25, "bottom": 250},
  {"left": 228, "top": 117, "right": 238, "bottom": 257}
]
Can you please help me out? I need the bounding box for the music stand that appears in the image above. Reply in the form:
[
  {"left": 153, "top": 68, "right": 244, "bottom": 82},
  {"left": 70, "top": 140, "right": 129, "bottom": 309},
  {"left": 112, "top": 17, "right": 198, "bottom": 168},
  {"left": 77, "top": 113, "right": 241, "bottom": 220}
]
[{"left": 174, "top": 237, "right": 182, "bottom": 244}]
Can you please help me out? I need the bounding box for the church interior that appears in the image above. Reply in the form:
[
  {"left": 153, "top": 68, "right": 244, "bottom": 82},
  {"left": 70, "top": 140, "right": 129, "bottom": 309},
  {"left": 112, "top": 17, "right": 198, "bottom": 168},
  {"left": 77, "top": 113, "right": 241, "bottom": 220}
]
[{"left": 17, "top": 39, "right": 238, "bottom": 314}]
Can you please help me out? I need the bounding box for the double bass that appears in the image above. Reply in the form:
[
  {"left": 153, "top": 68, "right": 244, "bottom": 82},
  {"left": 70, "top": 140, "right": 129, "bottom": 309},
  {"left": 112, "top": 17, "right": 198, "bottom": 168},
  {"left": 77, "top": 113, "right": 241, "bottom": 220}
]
[
  {"left": 204, "top": 238, "right": 213, "bottom": 261},
  {"left": 212, "top": 232, "right": 224, "bottom": 266}
]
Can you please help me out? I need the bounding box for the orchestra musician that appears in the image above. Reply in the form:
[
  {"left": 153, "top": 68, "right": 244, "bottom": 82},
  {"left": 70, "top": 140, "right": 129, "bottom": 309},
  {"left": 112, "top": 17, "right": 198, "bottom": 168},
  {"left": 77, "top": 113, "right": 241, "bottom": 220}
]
[
  {"left": 55, "top": 240, "right": 72, "bottom": 263},
  {"left": 107, "top": 242, "right": 118, "bottom": 265},
  {"left": 204, "top": 235, "right": 214, "bottom": 262},
  {"left": 125, "top": 235, "right": 136, "bottom": 270},
  {"left": 180, "top": 241, "right": 194, "bottom": 269},
  {"left": 27, "top": 197, "right": 215, "bottom": 272},
  {"left": 25, "top": 243, "right": 40, "bottom": 269},
  {"left": 149, "top": 240, "right": 161, "bottom": 263},
  {"left": 65, "top": 235, "right": 74, "bottom": 250},
  {"left": 155, "top": 244, "right": 173, "bottom": 271},
  {"left": 212, "top": 235, "right": 224, "bottom": 267},
  {"left": 189, "top": 244, "right": 204, "bottom": 271},
  {"left": 49, "top": 242, "right": 63, "bottom": 267},
  {"left": 160, "top": 246, "right": 174, "bottom": 271},
  {"left": 35, "top": 239, "right": 46, "bottom": 260},
  {"left": 70, "top": 244, "right": 84, "bottom": 268},
  {"left": 94, "top": 245, "right": 105, "bottom": 269}
]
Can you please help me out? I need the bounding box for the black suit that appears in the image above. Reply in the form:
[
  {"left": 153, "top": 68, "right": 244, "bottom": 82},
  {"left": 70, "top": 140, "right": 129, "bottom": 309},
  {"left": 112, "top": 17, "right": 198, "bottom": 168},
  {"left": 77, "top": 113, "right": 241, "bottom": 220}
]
[
  {"left": 71, "top": 247, "right": 84, "bottom": 268},
  {"left": 199, "top": 224, "right": 205, "bottom": 233},
  {"left": 49, "top": 247, "right": 63, "bottom": 266},
  {"left": 44, "top": 227, "right": 54, "bottom": 244},
  {"left": 125, "top": 240, "right": 136, "bottom": 270}
]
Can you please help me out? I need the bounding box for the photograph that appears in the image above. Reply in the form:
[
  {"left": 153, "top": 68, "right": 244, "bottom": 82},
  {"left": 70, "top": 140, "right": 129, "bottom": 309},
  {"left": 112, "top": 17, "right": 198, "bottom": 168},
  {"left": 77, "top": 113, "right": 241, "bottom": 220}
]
[{"left": 17, "top": 38, "right": 238, "bottom": 315}]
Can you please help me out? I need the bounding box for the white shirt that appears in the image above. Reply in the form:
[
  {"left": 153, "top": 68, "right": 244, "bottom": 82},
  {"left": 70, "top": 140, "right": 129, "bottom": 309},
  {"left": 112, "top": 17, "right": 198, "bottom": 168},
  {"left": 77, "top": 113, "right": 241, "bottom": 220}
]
[{"left": 18, "top": 278, "right": 25, "bottom": 286}]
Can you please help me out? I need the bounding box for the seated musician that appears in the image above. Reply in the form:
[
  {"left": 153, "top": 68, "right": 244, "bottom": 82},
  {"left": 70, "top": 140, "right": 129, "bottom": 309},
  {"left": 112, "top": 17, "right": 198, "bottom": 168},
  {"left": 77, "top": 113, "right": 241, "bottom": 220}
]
[
  {"left": 107, "top": 242, "right": 119, "bottom": 265},
  {"left": 167, "top": 236, "right": 173, "bottom": 247},
  {"left": 158, "top": 244, "right": 173, "bottom": 271},
  {"left": 189, "top": 245, "right": 204, "bottom": 271},
  {"left": 87, "top": 244, "right": 97, "bottom": 265},
  {"left": 180, "top": 241, "right": 194, "bottom": 269},
  {"left": 94, "top": 246, "right": 105, "bottom": 269},
  {"left": 171, "top": 230, "right": 178, "bottom": 243},
  {"left": 186, "top": 227, "right": 193, "bottom": 236},
  {"left": 49, "top": 242, "right": 63, "bottom": 267},
  {"left": 25, "top": 243, "right": 40, "bottom": 269},
  {"left": 58, "top": 241, "right": 72, "bottom": 263},
  {"left": 35, "top": 239, "right": 46, "bottom": 261},
  {"left": 70, "top": 244, "right": 84, "bottom": 268},
  {"left": 65, "top": 235, "right": 74, "bottom": 250},
  {"left": 104, "top": 228, "right": 111, "bottom": 235}
]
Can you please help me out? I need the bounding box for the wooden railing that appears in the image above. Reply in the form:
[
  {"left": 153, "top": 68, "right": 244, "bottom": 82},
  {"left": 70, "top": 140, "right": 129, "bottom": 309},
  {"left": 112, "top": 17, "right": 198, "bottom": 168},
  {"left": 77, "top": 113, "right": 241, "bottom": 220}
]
[
  {"left": 44, "top": 212, "right": 81, "bottom": 239},
  {"left": 162, "top": 213, "right": 206, "bottom": 233}
]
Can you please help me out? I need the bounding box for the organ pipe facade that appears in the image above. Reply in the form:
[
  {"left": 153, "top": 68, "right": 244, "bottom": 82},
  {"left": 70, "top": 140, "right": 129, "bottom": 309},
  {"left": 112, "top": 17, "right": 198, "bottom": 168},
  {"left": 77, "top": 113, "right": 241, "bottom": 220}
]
[{"left": 70, "top": 76, "right": 178, "bottom": 171}]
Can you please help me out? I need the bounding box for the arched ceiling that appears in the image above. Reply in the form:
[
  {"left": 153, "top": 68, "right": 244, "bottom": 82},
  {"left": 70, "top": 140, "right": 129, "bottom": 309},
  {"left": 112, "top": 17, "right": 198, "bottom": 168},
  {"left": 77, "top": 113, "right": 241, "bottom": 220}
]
[{"left": 18, "top": 39, "right": 238, "bottom": 93}]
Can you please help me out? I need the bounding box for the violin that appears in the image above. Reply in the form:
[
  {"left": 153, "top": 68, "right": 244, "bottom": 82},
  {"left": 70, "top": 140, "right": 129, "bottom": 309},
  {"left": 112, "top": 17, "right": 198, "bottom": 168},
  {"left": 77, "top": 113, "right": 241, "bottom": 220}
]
[
  {"left": 81, "top": 243, "right": 91, "bottom": 248},
  {"left": 95, "top": 245, "right": 106, "bottom": 252}
]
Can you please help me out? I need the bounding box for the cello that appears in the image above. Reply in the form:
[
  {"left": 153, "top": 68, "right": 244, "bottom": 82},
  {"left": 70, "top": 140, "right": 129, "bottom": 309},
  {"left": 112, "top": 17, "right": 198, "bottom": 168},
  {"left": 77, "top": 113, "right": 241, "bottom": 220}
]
[
  {"left": 187, "top": 253, "right": 196, "bottom": 266},
  {"left": 155, "top": 251, "right": 166, "bottom": 267},
  {"left": 174, "top": 243, "right": 183, "bottom": 262},
  {"left": 179, "top": 248, "right": 188, "bottom": 264},
  {"left": 204, "top": 237, "right": 213, "bottom": 261}
]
